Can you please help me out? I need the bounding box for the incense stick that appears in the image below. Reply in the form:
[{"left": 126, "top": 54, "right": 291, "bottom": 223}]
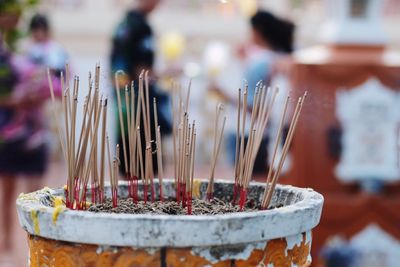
[
  {"left": 99, "top": 99, "right": 108, "bottom": 202},
  {"left": 153, "top": 98, "right": 164, "bottom": 200},
  {"left": 233, "top": 88, "right": 241, "bottom": 203},
  {"left": 114, "top": 71, "right": 129, "bottom": 176}
]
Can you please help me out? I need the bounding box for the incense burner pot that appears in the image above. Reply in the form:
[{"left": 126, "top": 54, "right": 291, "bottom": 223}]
[{"left": 16, "top": 179, "right": 323, "bottom": 266}]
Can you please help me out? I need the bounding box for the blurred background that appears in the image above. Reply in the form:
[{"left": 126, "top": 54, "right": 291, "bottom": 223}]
[{"left": 1, "top": 0, "right": 400, "bottom": 266}]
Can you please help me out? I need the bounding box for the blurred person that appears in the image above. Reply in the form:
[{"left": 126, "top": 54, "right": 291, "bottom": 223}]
[
  {"left": 110, "top": 0, "right": 172, "bottom": 174},
  {"left": 0, "top": 35, "right": 61, "bottom": 252},
  {"left": 20, "top": 14, "right": 68, "bottom": 162},
  {"left": 0, "top": 37, "right": 18, "bottom": 253},
  {"left": 211, "top": 10, "right": 295, "bottom": 174},
  {"left": 20, "top": 13, "right": 68, "bottom": 76},
  {"left": 244, "top": 10, "right": 294, "bottom": 91}
]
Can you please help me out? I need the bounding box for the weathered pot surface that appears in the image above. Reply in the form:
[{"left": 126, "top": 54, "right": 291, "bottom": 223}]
[{"left": 16, "top": 179, "right": 323, "bottom": 248}]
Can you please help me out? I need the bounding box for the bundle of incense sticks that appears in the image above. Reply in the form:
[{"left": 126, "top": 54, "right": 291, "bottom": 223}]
[
  {"left": 48, "top": 63, "right": 303, "bottom": 214},
  {"left": 232, "top": 81, "right": 306, "bottom": 210},
  {"left": 171, "top": 81, "right": 197, "bottom": 213},
  {"left": 261, "top": 92, "right": 306, "bottom": 209},
  {"left": 233, "top": 82, "right": 277, "bottom": 210},
  {"left": 114, "top": 70, "right": 165, "bottom": 203},
  {"left": 48, "top": 65, "right": 110, "bottom": 209}
]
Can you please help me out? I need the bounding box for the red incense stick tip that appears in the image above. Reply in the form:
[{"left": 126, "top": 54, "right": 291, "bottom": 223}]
[
  {"left": 181, "top": 183, "right": 186, "bottom": 208},
  {"left": 239, "top": 188, "right": 247, "bottom": 211},
  {"left": 112, "top": 188, "right": 118, "bottom": 208},
  {"left": 186, "top": 191, "right": 192, "bottom": 215}
]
